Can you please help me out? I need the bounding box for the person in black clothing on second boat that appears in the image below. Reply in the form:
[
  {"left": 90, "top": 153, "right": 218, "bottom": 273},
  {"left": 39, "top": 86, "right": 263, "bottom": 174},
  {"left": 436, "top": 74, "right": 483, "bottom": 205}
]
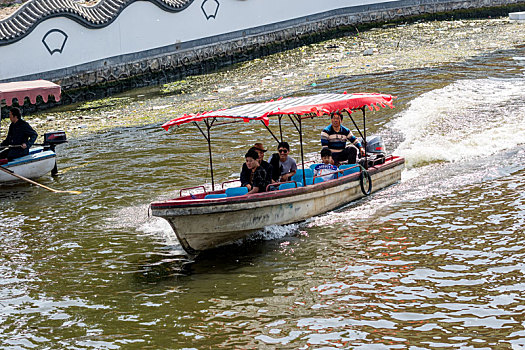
[
  {"left": 0, "top": 107, "right": 38, "bottom": 161},
  {"left": 240, "top": 148, "right": 270, "bottom": 194},
  {"left": 240, "top": 142, "right": 273, "bottom": 186}
]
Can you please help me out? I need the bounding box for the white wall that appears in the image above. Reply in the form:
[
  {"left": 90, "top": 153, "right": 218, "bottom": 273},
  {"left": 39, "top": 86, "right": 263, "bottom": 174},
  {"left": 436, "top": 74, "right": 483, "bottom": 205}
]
[{"left": 0, "top": 0, "right": 399, "bottom": 80}]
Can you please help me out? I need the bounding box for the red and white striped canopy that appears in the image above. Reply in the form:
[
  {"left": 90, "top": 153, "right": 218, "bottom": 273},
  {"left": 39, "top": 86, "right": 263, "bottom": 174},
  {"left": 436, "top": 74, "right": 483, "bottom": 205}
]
[
  {"left": 0, "top": 80, "right": 61, "bottom": 106},
  {"left": 162, "top": 92, "right": 394, "bottom": 131}
]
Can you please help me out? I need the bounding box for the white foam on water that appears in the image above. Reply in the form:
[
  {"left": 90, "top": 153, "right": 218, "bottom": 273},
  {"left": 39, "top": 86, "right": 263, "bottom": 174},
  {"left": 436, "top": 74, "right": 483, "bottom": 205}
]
[
  {"left": 137, "top": 217, "right": 180, "bottom": 245},
  {"left": 392, "top": 78, "right": 525, "bottom": 169},
  {"left": 309, "top": 77, "right": 525, "bottom": 228},
  {"left": 107, "top": 204, "right": 184, "bottom": 250},
  {"left": 246, "top": 224, "right": 300, "bottom": 242}
]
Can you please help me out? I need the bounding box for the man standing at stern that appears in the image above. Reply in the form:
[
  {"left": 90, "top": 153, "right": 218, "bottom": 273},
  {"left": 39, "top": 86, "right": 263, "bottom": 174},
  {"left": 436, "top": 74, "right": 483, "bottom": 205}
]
[
  {"left": 320, "top": 112, "right": 365, "bottom": 165},
  {"left": 0, "top": 107, "right": 38, "bottom": 161}
]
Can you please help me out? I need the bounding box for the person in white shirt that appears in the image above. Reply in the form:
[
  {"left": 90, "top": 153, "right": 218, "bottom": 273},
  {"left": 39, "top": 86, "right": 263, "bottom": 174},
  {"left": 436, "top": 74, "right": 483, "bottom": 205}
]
[{"left": 313, "top": 148, "right": 338, "bottom": 181}]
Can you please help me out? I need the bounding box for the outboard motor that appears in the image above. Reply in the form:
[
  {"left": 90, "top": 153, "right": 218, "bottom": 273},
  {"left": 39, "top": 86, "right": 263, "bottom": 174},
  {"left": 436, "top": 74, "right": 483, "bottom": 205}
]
[
  {"left": 42, "top": 131, "right": 67, "bottom": 175},
  {"left": 43, "top": 131, "right": 67, "bottom": 152},
  {"left": 364, "top": 136, "right": 386, "bottom": 157},
  {"left": 360, "top": 136, "right": 386, "bottom": 167}
]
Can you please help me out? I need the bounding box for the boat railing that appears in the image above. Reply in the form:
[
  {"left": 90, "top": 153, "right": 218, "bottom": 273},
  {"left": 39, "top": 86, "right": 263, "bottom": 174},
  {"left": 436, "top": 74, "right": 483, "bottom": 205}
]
[
  {"left": 265, "top": 164, "right": 363, "bottom": 191},
  {"left": 266, "top": 180, "right": 301, "bottom": 192},
  {"left": 221, "top": 179, "right": 241, "bottom": 189},
  {"left": 335, "top": 164, "right": 361, "bottom": 178},
  {"left": 179, "top": 185, "right": 207, "bottom": 197},
  {"left": 178, "top": 158, "right": 395, "bottom": 198},
  {"left": 177, "top": 159, "right": 393, "bottom": 199}
]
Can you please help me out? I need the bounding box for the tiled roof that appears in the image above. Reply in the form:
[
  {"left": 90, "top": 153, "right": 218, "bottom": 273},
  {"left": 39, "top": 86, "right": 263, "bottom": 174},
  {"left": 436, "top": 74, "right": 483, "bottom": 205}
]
[{"left": 0, "top": 0, "right": 193, "bottom": 44}]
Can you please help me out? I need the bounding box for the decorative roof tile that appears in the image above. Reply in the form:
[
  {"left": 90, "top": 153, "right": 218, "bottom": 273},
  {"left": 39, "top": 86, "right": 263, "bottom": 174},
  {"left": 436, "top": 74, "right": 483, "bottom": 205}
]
[{"left": 0, "top": 0, "right": 194, "bottom": 45}]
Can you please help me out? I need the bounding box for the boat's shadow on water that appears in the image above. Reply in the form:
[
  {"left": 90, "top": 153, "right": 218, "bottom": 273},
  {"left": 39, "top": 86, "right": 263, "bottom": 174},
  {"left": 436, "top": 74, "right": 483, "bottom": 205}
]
[
  {"left": 135, "top": 252, "right": 194, "bottom": 282},
  {"left": 134, "top": 233, "right": 299, "bottom": 282}
]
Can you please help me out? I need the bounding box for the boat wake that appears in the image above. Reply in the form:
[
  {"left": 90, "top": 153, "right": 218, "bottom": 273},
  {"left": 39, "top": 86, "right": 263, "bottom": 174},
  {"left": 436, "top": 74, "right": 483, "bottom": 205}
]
[
  {"left": 246, "top": 224, "right": 301, "bottom": 243},
  {"left": 109, "top": 203, "right": 186, "bottom": 253},
  {"left": 108, "top": 205, "right": 194, "bottom": 278},
  {"left": 392, "top": 77, "right": 525, "bottom": 169},
  {"left": 138, "top": 216, "right": 181, "bottom": 248},
  {"left": 308, "top": 76, "right": 525, "bottom": 227}
]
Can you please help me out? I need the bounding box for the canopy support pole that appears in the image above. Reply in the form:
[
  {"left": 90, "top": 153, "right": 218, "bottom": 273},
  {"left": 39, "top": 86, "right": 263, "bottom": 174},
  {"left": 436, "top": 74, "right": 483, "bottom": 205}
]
[
  {"left": 261, "top": 120, "right": 280, "bottom": 144},
  {"left": 296, "top": 115, "right": 306, "bottom": 186},
  {"left": 348, "top": 112, "right": 365, "bottom": 141},
  {"left": 287, "top": 114, "right": 300, "bottom": 134},
  {"left": 205, "top": 119, "right": 215, "bottom": 190},
  {"left": 194, "top": 120, "right": 216, "bottom": 191},
  {"left": 362, "top": 108, "right": 368, "bottom": 169},
  {"left": 278, "top": 116, "right": 283, "bottom": 143}
]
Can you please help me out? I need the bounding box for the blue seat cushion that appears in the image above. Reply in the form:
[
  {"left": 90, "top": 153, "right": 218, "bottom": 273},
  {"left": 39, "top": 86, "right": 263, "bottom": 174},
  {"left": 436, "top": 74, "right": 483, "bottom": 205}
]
[
  {"left": 303, "top": 177, "right": 314, "bottom": 186},
  {"left": 204, "top": 193, "right": 227, "bottom": 199},
  {"left": 225, "top": 186, "right": 249, "bottom": 197},
  {"left": 313, "top": 177, "right": 324, "bottom": 184},
  {"left": 339, "top": 164, "right": 360, "bottom": 176},
  {"left": 295, "top": 168, "right": 314, "bottom": 178},
  {"left": 279, "top": 182, "right": 299, "bottom": 190}
]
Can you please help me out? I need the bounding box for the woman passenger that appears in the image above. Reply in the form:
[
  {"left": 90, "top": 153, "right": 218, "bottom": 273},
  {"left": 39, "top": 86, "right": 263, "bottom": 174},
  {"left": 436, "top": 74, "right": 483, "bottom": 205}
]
[{"left": 240, "top": 149, "right": 270, "bottom": 194}]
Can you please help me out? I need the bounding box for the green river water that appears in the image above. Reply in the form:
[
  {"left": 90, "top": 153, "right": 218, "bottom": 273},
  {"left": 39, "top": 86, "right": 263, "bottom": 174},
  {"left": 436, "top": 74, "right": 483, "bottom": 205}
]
[{"left": 1, "top": 20, "right": 525, "bottom": 349}]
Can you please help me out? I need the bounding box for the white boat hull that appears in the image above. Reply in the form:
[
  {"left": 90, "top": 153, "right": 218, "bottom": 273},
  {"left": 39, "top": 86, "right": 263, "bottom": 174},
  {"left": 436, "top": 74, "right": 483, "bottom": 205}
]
[
  {"left": 0, "top": 149, "right": 56, "bottom": 183},
  {"left": 152, "top": 157, "right": 404, "bottom": 252}
]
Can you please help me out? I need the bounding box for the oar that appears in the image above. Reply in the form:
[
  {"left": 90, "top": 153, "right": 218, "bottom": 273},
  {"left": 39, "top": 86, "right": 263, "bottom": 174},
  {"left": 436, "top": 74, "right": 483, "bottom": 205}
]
[
  {"left": 0, "top": 166, "right": 82, "bottom": 194},
  {"left": 0, "top": 144, "right": 22, "bottom": 150}
]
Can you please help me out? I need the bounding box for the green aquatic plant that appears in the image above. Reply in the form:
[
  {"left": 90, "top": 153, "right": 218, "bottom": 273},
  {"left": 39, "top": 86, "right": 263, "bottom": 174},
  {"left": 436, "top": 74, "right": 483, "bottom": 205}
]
[
  {"left": 77, "top": 97, "right": 132, "bottom": 111},
  {"left": 161, "top": 80, "right": 191, "bottom": 94}
]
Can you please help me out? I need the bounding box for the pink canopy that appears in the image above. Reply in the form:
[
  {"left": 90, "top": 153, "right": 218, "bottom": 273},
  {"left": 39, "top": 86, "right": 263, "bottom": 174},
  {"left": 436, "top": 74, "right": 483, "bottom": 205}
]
[
  {"left": 162, "top": 92, "right": 395, "bottom": 131},
  {"left": 0, "top": 80, "right": 61, "bottom": 106}
]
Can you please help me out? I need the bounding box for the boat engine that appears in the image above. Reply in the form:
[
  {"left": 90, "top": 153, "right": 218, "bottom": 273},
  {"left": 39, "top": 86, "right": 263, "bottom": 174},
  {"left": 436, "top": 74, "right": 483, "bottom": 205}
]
[
  {"left": 360, "top": 136, "right": 386, "bottom": 167},
  {"left": 365, "top": 136, "right": 386, "bottom": 157},
  {"left": 43, "top": 131, "right": 67, "bottom": 152},
  {"left": 42, "top": 131, "right": 67, "bottom": 176}
]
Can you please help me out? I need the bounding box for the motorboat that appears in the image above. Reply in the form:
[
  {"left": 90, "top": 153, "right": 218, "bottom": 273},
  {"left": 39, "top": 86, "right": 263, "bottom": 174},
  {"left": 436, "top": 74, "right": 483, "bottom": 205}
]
[
  {"left": 150, "top": 93, "right": 405, "bottom": 253},
  {"left": 0, "top": 80, "right": 67, "bottom": 184}
]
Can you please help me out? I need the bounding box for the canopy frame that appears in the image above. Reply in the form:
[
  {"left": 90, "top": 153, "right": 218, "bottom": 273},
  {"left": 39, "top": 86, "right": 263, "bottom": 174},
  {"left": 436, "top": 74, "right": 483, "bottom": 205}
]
[
  {"left": 346, "top": 107, "right": 368, "bottom": 169},
  {"left": 193, "top": 118, "right": 217, "bottom": 190},
  {"left": 288, "top": 108, "right": 369, "bottom": 186},
  {"left": 183, "top": 107, "right": 369, "bottom": 191},
  {"left": 163, "top": 93, "right": 394, "bottom": 194},
  {"left": 261, "top": 120, "right": 280, "bottom": 144}
]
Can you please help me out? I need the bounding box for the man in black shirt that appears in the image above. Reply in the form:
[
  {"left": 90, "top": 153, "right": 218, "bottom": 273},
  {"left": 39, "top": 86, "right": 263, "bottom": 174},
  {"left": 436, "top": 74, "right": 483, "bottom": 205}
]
[{"left": 0, "top": 108, "right": 38, "bottom": 161}]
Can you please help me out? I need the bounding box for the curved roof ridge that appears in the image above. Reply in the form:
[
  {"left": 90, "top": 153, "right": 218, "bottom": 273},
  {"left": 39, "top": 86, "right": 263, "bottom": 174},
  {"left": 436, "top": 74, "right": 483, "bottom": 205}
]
[{"left": 0, "top": 0, "right": 194, "bottom": 45}]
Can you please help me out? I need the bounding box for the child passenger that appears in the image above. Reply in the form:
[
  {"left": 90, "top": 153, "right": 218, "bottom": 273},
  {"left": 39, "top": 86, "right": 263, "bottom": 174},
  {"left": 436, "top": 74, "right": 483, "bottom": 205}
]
[{"left": 313, "top": 148, "right": 338, "bottom": 181}]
